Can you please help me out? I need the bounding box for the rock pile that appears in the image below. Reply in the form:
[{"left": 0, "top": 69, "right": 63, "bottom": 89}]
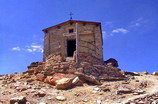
[{"left": 26, "top": 54, "right": 125, "bottom": 89}]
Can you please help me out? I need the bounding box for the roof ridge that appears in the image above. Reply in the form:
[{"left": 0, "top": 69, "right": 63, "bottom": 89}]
[{"left": 42, "top": 20, "right": 101, "bottom": 31}]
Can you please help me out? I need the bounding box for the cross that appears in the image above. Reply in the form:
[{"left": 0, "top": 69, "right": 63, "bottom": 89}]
[{"left": 69, "top": 12, "right": 73, "bottom": 20}]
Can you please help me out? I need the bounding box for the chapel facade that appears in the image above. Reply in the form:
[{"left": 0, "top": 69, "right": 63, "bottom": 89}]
[{"left": 42, "top": 20, "right": 103, "bottom": 63}]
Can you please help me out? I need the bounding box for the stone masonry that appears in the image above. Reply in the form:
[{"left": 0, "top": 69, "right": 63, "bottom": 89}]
[{"left": 42, "top": 20, "right": 103, "bottom": 63}]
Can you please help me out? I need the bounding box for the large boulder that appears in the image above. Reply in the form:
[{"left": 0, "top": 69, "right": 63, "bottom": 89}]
[
  {"left": 117, "top": 86, "right": 133, "bottom": 94},
  {"left": 51, "top": 73, "right": 75, "bottom": 85},
  {"left": 54, "top": 73, "right": 77, "bottom": 89},
  {"left": 152, "top": 72, "right": 158, "bottom": 76},
  {"left": 44, "top": 73, "right": 79, "bottom": 89},
  {"left": 55, "top": 78, "right": 74, "bottom": 89},
  {"left": 74, "top": 72, "right": 101, "bottom": 85},
  {"left": 104, "top": 58, "right": 119, "bottom": 67}
]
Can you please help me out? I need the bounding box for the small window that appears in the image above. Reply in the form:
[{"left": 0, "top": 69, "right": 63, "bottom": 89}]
[{"left": 69, "top": 29, "right": 74, "bottom": 33}]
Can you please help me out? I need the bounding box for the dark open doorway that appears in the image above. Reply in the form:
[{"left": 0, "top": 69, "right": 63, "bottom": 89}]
[{"left": 67, "top": 40, "right": 76, "bottom": 57}]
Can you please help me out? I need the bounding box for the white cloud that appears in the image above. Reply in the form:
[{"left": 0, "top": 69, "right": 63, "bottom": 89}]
[
  {"left": 25, "top": 44, "right": 43, "bottom": 53},
  {"left": 130, "top": 22, "right": 141, "bottom": 27},
  {"left": 12, "top": 47, "right": 21, "bottom": 51},
  {"left": 102, "top": 28, "right": 129, "bottom": 38},
  {"left": 129, "top": 17, "right": 146, "bottom": 28},
  {"left": 12, "top": 44, "right": 43, "bottom": 53},
  {"left": 111, "top": 28, "right": 129, "bottom": 34},
  {"left": 26, "top": 49, "right": 33, "bottom": 52},
  {"left": 102, "top": 18, "right": 147, "bottom": 38}
]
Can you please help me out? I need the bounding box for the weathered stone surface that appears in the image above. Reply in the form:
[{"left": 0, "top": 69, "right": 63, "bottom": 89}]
[
  {"left": 72, "top": 76, "right": 80, "bottom": 85},
  {"left": 34, "top": 90, "right": 46, "bottom": 97},
  {"left": 132, "top": 71, "right": 148, "bottom": 76},
  {"left": 74, "top": 72, "right": 101, "bottom": 85},
  {"left": 92, "top": 87, "right": 101, "bottom": 93},
  {"left": 43, "top": 73, "right": 79, "bottom": 89},
  {"left": 56, "top": 78, "right": 74, "bottom": 89},
  {"left": 43, "top": 20, "right": 103, "bottom": 62},
  {"left": 26, "top": 52, "right": 125, "bottom": 86},
  {"left": 99, "top": 85, "right": 111, "bottom": 92},
  {"left": 44, "top": 76, "right": 54, "bottom": 84},
  {"left": 51, "top": 73, "right": 75, "bottom": 85},
  {"left": 104, "top": 58, "right": 119, "bottom": 67},
  {"left": 36, "top": 73, "right": 45, "bottom": 81},
  {"left": 10, "top": 96, "right": 27, "bottom": 104},
  {"left": 117, "top": 86, "right": 133, "bottom": 94},
  {"left": 16, "top": 86, "right": 27, "bottom": 92},
  {"left": 96, "top": 99, "right": 102, "bottom": 104},
  {"left": 120, "top": 71, "right": 126, "bottom": 75},
  {"left": 134, "top": 90, "right": 145, "bottom": 95},
  {"left": 27, "top": 62, "right": 43, "bottom": 69},
  {"left": 152, "top": 72, "right": 158, "bottom": 76},
  {"left": 0, "top": 76, "right": 4, "bottom": 80},
  {"left": 56, "top": 96, "right": 66, "bottom": 101},
  {"left": 124, "top": 72, "right": 140, "bottom": 76},
  {"left": 39, "top": 102, "right": 47, "bottom": 104}
]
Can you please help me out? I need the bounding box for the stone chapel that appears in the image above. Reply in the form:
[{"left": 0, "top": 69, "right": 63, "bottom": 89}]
[{"left": 42, "top": 20, "right": 103, "bottom": 63}]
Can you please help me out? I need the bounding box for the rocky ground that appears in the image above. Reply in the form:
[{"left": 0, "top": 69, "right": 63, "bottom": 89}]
[
  {"left": 1, "top": 55, "right": 158, "bottom": 104},
  {"left": 1, "top": 72, "right": 158, "bottom": 104}
]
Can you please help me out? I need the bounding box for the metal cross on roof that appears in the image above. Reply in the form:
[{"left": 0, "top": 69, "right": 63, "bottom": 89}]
[{"left": 69, "top": 12, "right": 73, "bottom": 20}]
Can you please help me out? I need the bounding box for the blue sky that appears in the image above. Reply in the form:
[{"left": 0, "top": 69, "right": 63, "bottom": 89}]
[{"left": 0, "top": 0, "right": 158, "bottom": 74}]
